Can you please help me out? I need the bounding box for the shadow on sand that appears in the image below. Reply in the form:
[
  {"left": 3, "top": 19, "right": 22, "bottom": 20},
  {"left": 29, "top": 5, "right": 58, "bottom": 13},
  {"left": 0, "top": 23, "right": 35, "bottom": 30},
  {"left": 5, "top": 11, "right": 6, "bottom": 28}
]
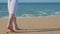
[{"left": 15, "top": 28, "right": 60, "bottom": 33}]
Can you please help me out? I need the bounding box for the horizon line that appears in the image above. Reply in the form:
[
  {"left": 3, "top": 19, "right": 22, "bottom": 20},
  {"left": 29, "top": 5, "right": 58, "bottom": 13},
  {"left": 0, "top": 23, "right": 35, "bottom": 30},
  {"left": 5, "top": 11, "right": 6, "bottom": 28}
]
[{"left": 0, "top": 1, "right": 60, "bottom": 3}]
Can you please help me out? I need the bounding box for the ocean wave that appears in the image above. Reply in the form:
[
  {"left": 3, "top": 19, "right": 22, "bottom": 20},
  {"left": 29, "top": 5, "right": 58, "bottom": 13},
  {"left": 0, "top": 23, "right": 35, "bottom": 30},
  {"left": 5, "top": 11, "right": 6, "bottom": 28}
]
[
  {"left": 54, "top": 12, "right": 60, "bottom": 15},
  {"left": 21, "top": 14, "right": 34, "bottom": 17},
  {"left": 0, "top": 15, "right": 60, "bottom": 19},
  {"left": 0, "top": 16, "right": 60, "bottom": 20},
  {"left": 0, "top": 16, "right": 8, "bottom": 19},
  {"left": 37, "top": 11, "right": 47, "bottom": 14},
  {"left": 0, "top": 11, "right": 60, "bottom": 19}
]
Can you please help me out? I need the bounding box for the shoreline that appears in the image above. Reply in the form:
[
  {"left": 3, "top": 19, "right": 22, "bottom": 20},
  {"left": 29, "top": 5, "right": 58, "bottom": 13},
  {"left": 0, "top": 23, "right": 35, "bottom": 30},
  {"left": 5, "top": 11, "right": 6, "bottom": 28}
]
[{"left": 0, "top": 16, "right": 60, "bottom": 19}]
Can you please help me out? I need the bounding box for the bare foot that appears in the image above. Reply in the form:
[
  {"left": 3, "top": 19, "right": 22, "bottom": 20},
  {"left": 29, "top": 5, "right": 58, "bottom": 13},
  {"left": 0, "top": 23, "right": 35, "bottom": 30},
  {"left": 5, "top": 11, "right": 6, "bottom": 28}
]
[{"left": 7, "top": 27, "right": 15, "bottom": 32}]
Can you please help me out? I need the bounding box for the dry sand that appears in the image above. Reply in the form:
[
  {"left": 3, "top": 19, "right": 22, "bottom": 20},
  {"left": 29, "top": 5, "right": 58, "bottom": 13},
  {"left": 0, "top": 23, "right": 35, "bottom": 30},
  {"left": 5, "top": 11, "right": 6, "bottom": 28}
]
[{"left": 0, "top": 16, "right": 60, "bottom": 34}]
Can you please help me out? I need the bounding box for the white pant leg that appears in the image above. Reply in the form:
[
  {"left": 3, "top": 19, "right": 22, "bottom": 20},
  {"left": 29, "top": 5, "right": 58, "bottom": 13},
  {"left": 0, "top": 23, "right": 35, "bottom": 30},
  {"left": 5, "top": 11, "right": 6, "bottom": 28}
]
[
  {"left": 8, "top": 0, "right": 10, "bottom": 11},
  {"left": 8, "top": 0, "right": 18, "bottom": 14}
]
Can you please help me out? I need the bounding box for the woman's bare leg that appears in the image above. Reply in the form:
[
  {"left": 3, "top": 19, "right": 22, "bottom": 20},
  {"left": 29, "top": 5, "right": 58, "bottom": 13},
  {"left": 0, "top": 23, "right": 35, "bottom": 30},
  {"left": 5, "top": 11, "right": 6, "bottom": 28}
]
[
  {"left": 13, "top": 14, "right": 20, "bottom": 30},
  {"left": 7, "top": 14, "right": 15, "bottom": 32}
]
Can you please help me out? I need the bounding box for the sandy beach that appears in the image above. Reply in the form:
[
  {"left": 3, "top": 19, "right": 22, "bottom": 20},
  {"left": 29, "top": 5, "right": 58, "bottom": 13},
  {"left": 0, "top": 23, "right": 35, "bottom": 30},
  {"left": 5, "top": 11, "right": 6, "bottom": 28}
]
[{"left": 0, "top": 16, "right": 60, "bottom": 34}]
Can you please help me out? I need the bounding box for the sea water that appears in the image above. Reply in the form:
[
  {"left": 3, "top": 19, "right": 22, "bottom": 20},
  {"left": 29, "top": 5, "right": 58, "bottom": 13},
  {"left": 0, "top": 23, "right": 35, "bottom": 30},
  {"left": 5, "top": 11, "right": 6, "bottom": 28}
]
[{"left": 0, "top": 3, "right": 60, "bottom": 18}]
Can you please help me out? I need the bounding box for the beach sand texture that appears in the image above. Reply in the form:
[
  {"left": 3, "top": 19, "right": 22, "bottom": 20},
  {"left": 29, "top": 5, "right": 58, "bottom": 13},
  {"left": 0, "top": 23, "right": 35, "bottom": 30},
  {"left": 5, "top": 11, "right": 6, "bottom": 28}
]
[{"left": 0, "top": 16, "right": 60, "bottom": 34}]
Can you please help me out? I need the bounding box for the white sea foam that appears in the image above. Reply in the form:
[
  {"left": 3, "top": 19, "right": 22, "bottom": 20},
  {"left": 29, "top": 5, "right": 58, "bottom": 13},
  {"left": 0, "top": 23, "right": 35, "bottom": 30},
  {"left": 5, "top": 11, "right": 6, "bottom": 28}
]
[
  {"left": 0, "top": 15, "right": 60, "bottom": 19},
  {"left": 37, "top": 11, "right": 47, "bottom": 15},
  {"left": 0, "top": 16, "right": 8, "bottom": 19},
  {"left": 54, "top": 12, "right": 60, "bottom": 15},
  {"left": 21, "top": 14, "right": 34, "bottom": 17},
  {"left": 1, "top": 11, "right": 60, "bottom": 19}
]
